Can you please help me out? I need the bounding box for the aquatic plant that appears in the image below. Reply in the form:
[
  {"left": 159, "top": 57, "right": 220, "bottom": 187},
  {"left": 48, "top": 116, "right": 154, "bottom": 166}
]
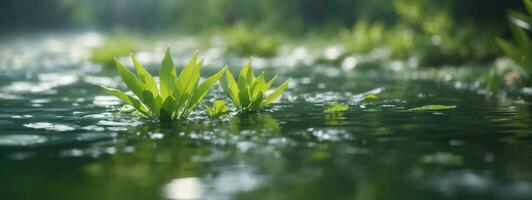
[
  {"left": 324, "top": 102, "right": 349, "bottom": 113},
  {"left": 204, "top": 100, "right": 228, "bottom": 118},
  {"left": 496, "top": 0, "right": 532, "bottom": 86},
  {"left": 220, "top": 61, "right": 289, "bottom": 112},
  {"left": 98, "top": 48, "right": 226, "bottom": 120}
]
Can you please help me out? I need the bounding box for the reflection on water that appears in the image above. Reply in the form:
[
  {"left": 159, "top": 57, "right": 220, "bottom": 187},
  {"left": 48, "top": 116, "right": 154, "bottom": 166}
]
[{"left": 0, "top": 33, "right": 531, "bottom": 200}]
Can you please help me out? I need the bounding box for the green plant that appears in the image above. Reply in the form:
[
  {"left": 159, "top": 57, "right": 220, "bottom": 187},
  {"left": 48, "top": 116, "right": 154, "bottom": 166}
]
[
  {"left": 98, "top": 48, "right": 226, "bottom": 120},
  {"left": 220, "top": 61, "right": 289, "bottom": 112},
  {"left": 496, "top": 0, "right": 532, "bottom": 86},
  {"left": 204, "top": 100, "right": 229, "bottom": 118}
]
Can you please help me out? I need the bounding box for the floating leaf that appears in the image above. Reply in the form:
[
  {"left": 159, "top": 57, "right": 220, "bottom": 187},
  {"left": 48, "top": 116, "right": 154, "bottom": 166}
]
[
  {"left": 324, "top": 102, "right": 349, "bottom": 113},
  {"left": 408, "top": 105, "right": 456, "bottom": 111},
  {"left": 363, "top": 94, "right": 379, "bottom": 102}
]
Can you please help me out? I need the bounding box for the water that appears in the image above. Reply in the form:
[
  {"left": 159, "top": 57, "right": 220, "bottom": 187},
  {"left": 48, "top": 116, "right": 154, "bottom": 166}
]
[{"left": 1, "top": 33, "right": 532, "bottom": 200}]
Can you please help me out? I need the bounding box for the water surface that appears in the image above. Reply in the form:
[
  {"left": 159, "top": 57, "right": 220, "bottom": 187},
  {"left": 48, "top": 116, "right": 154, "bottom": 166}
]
[{"left": 1, "top": 33, "right": 532, "bottom": 200}]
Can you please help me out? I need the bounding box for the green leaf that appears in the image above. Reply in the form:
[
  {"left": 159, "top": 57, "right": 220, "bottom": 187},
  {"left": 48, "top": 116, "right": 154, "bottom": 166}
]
[
  {"left": 509, "top": 23, "right": 530, "bottom": 51},
  {"left": 159, "top": 48, "right": 176, "bottom": 100},
  {"left": 251, "top": 72, "right": 266, "bottom": 98},
  {"left": 249, "top": 91, "right": 264, "bottom": 110},
  {"left": 178, "top": 52, "right": 200, "bottom": 96},
  {"left": 205, "top": 100, "right": 228, "bottom": 118},
  {"left": 132, "top": 56, "right": 158, "bottom": 97},
  {"left": 160, "top": 95, "right": 177, "bottom": 119},
  {"left": 213, "top": 100, "right": 228, "bottom": 114},
  {"left": 263, "top": 74, "right": 278, "bottom": 91},
  {"left": 142, "top": 90, "right": 161, "bottom": 116},
  {"left": 263, "top": 80, "right": 289, "bottom": 106},
  {"left": 220, "top": 68, "right": 240, "bottom": 108},
  {"left": 408, "top": 105, "right": 456, "bottom": 111},
  {"left": 98, "top": 84, "right": 149, "bottom": 116},
  {"left": 525, "top": 0, "right": 532, "bottom": 16},
  {"left": 497, "top": 38, "right": 520, "bottom": 63},
  {"left": 189, "top": 67, "right": 227, "bottom": 110},
  {"left": 324, "top": 102, "right": 349, "bottom": 113},
  {"left": 204, "top": 105, "right": 213, "bottom": 117},
  {"left": 244, "top": 61, "right": 255, "bottom": 86},
  {"left": 115, "top": 58, "right": 147, "bottom": 101},
  {"left": 237, "top": 75, "right": 251, "bottom": 108}
]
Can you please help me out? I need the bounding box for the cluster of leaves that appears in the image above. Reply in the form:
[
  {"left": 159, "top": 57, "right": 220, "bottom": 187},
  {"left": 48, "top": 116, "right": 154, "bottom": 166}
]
[
  {"left": 99, "top": 48, "right": 290, "bottom": 121},
  {"left": 99, "top": 48, "right": 226, "bottom": 120},
  {"left": 496, "top": 0, "right": 532, "bottom": 86},
  {"left": 220, "top": 61, "right": 289, "bottom": 112}
]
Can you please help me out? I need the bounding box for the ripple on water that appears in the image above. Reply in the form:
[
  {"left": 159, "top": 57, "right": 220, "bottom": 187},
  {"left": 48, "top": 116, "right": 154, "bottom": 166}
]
[
  {"left": 24, "top": 122, "right": 76, "bottom": 132},
  {"left": 0, "top": 134, "right": 48, "bottom": 146}
]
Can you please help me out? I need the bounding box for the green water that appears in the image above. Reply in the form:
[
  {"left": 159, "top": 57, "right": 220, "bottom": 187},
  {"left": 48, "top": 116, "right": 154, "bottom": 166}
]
[{"left": 1, "top": 33, "right": 532, "bottom": 200}]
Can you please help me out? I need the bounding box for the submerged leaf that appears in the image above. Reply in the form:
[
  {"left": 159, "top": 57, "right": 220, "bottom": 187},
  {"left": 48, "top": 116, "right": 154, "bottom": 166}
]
[{"left": 408, "top": 105, "right": 456, "bottom": 111}]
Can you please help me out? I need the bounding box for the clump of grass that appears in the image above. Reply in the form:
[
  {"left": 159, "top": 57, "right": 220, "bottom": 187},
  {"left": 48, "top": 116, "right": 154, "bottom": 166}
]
[
  {"left": 220, "top": 61, "right": 289, "bottom": 112},
  {"left": 91, "top": 38, "right": 136, "bottom": 67},
  {"left": 204, "top": 100, "right": 229, "bottom": 118},
  {"left": 98, "top": 48, "right": 225, "bottom": 121}
]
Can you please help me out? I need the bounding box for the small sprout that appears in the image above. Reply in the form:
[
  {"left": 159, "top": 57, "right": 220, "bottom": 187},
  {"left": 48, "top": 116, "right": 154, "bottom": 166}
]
[
  {"left": 204, "top": 100, "right": 229, "bottom": 118},
  {"left": 408, "top": 105, "right": 456, "bottom": 111},
  {"left": 98, "top": 48, "right": 226, "bottom": 121},
  {"left": 324, "top": 102, "right": 349, "bottom": 113},
  {"left": 220, "top": 61, "right": 289, "bottom": 112},
  {"left": 363, "top": 94, "right": 379, "bottom": 102}
]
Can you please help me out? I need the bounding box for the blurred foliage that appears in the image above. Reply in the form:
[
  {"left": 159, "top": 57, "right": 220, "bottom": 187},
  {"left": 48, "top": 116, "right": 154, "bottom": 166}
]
[
  {"left": 91, "top": 38, "right": 135, "bottom": 67},
  {"left": 0, "top": 0, "right": 526, "bottom": 67},
  {"left": 220, "top": 25, "right": 283, "bottom": 57},
  {"left": 496, "top": 0, "right": 532, "bottom": 86},
  {"left": 341, "top": 21, "right": 385, "bottom": 54},
  {"left": 487, "top": 0, "right": 532, "bottom": 91}
]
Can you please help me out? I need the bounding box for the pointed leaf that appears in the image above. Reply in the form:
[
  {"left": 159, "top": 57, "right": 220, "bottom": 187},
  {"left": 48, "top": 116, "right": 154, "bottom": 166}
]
[
  {"left": 220, "top": 68, "right": 240, "bottom": 108},
  {"left": 98, "top": 84, "right": 150, "bottom": 116},
  {"left": 263, "top": 80, "right": 289, "bottom": 106},
  {"left": 132, "top": 56, "right": 158, "bottom": 97},
  {"left": 189, "top": 67, "right": 227, "bottom": 109},
  {"left": 142, "top": 90, "right": 161, "bottom": 116},
  {"left": 237, "top": 75, "right": 251, "bottom": 108},
  {"left": 159, "top": 48, "right": 176, "bottom": 100},
  {"left": 115, "top": 58, "right": 147, "bottom": 99}
]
